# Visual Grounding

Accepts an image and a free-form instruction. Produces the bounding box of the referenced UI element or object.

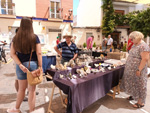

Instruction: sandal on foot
[133,103,144,108]
[7,108,21,113]
[126,96,134,100]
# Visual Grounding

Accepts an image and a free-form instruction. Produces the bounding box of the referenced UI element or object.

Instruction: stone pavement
[0,58,150,113]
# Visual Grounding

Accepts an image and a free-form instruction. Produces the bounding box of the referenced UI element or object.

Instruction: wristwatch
[137,69,140,72]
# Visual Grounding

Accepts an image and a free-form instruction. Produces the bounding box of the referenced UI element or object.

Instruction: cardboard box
[107,52,124,60]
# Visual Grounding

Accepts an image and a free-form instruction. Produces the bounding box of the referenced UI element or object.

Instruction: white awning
[114,0,150,4]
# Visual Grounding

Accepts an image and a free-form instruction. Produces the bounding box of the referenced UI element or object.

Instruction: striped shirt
[57,41,78,61]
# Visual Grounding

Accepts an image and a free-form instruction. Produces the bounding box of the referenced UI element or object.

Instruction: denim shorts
[16,61,38,80]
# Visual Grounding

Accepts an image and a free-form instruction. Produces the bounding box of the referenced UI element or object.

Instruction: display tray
[100,63,111,68]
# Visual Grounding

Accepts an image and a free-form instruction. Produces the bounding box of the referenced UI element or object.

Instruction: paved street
[0,55,150,113]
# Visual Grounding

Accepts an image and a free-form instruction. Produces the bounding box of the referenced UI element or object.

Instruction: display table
[78,51,92,56]
[42,55,56,73]
[92,51,107,58]
[47,64,125,113]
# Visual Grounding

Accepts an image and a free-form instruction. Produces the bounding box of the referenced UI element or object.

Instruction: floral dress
[120,41,150,104]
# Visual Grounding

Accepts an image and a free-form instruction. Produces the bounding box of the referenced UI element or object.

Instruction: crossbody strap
[67,42,76,54]
[68,46,73,53]
[28,50,33,69]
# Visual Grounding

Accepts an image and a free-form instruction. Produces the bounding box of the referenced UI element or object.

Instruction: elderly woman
[121,31,150,108]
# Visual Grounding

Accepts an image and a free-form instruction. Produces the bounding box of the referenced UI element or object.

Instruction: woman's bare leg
[28,84,36,112]
[15,80,27,109]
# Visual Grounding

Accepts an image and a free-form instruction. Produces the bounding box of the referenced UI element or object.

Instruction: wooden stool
[46,74,67,113]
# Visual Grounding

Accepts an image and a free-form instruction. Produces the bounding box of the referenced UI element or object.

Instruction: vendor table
[42,55,56,73]
[47,63,125,113]
[78,51,92,56]
[92,51,107,58]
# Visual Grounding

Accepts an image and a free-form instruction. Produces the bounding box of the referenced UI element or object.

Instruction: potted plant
[92,42,96,51]
[123,43,127,52]
[93,42,96,48]
[83,43,87,48]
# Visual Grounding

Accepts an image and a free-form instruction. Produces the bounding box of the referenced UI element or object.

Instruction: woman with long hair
[7,17,42,113]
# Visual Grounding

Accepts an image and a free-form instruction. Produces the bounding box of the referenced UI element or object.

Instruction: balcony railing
[49,7,63,19]
[0,2,15,15]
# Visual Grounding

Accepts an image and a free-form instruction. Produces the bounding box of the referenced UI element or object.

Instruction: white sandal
[7,108,21,113]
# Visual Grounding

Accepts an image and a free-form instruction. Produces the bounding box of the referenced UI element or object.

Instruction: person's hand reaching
[19,64,27,73]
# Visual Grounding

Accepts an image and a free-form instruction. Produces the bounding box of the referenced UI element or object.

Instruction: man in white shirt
[107,35,113,49]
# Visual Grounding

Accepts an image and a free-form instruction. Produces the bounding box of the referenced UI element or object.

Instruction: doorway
[86,33,93,41]
[111,32,121,45]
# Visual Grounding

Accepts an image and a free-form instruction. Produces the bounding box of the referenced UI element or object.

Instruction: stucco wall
[15,0,36,17]
[77,0,102,27]
[0,18,63,44]
[72,28,102,47]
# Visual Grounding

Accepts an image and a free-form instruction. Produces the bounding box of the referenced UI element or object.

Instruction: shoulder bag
[27,50,43,85]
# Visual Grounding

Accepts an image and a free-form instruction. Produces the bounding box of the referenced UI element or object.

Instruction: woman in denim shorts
[7,17,42,113]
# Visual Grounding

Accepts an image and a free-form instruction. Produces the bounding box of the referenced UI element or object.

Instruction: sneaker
[36,92,39,95]
[27,91,39,95]
[23,97,28,101]
[7,108,20,113]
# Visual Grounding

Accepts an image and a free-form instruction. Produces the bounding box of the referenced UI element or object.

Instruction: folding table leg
[116,84,120,94]
[107,86,117,99]
[47,82,67,113]
[112,87,116,99]
[47,83,55,113]
[59,89,67,108]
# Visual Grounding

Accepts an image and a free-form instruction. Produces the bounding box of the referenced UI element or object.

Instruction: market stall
[46,57,125,113]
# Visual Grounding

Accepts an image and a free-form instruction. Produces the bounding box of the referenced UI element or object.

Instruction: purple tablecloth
[47,65,125,113]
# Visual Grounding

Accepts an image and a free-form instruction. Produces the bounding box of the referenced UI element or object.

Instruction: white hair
[129,31,144,40]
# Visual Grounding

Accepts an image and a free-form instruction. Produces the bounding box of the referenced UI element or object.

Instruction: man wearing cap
[56,36,60,45]
[54,33,78,64]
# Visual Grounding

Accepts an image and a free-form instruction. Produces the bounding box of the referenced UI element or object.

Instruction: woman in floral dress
[121,31,150,108]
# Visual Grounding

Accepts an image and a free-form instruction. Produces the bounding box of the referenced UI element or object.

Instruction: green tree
[130,8,150,37]
[114,11,139,26]
[102,0,116,36]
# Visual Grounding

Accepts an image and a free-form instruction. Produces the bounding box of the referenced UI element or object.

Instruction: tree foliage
[114,11,139,26]
[102,0,116,36]
[114,9,150,38]
[102,0,150,38]
[130,8,150,37]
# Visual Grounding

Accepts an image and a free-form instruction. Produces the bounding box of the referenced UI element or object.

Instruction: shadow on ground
[0,108,8,113]
[4,73,15,77]
[38,82,53,89]
[83,95,135,113]
[25,96,66,113]
[0,93,16,104]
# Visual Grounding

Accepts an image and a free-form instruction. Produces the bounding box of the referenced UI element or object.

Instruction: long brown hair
[13,17,36,54]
